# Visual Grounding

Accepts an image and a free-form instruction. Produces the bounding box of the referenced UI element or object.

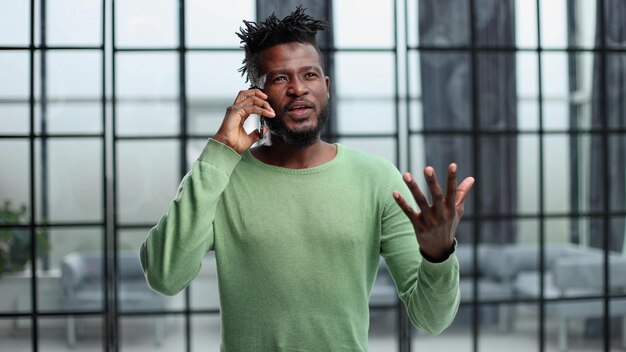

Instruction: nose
[286,77,308,97]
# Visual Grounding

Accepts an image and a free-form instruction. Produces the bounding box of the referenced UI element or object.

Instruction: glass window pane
[39,227,103,312]
[541,53,569,98]
[478,136,517,219]
[475,0,516,47]
[0,318,31,350]
[408,101,423,132]
[48,51,101,99]
[117,102,178,136]
[0,1,30,46]
[515,0,538,48]
[409,134,427,193]
[540,0,568,48]
[337,99,395,134]
[0,104,29,135]
[480,303,539,352]
[186,52,248,99]
[333,0,394,48]
[337,137,396,165]
[47,0,102,46]
[47,227,103,270]
[335,53,395,97]
[518,135,539,214]
[186,0,255,47]
[0,140,30,222]
[408,51,421,99]
[518,100,539,131]
[0,228,31,313]
[187,102,229,137]
[545,299,604,351]
[606,54,626,129]
[39,316,104,350]
[368,308,398,351]
[186,52,247,137]
[0,51,30,98]
[413,321,471,351]
[118,250,170,313]
[571,52,594,131]
[119,229,182,312]
[609,135,626,213]
[574,0,598,49]
[48,103,102,134]
[605,1,626,49]
[115,0,177,48]
[517,52,538,99]
[610,298,626,349]
[477,53,517,130]
[187,139,209,169]
[407,0,419,47]
[543,134,570,214]
[191,315,222,351]
[418,0,470,46]
[121,315,184,349]
[117,141,179,225]
[542,101,569,131]
[116,53,178,99]
[190,252,219,310]
[43,139,102,222]
[419,52,472,131]
[507,219,539,246]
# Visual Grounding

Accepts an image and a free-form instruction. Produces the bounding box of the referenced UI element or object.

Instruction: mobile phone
[251,78,267,139]
[250,90,266,138]
[259,116,266,139]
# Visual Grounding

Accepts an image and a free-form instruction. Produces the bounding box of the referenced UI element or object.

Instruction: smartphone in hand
[250,83,267,139]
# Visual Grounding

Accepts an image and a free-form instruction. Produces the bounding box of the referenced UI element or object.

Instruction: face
[258,42,331,147]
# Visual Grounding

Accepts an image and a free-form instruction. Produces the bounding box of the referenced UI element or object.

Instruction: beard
[266,102,329,148]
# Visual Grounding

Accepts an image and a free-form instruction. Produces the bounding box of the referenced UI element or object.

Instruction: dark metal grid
[0,1,621,351]
[599,0,611,350]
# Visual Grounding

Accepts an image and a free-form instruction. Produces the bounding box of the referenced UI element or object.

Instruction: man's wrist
[420,241,456,263]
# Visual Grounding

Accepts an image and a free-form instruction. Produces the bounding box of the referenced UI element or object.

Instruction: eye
[273,76,287,82]
[305,72,318,78]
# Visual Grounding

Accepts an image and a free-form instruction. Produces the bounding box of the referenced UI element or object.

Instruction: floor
[0,312,623,352]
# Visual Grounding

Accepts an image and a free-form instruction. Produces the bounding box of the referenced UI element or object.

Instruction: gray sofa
[456,242,626,350]
[61,251,168,347]
[514,249,626,351]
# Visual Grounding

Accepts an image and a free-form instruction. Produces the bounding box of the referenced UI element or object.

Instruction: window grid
[1,0,625,351]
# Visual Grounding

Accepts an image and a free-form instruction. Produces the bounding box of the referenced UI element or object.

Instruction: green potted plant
[0,200,50,277]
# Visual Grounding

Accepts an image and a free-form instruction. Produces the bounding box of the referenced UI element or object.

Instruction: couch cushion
[553,254,626,292]
[460,278,513,302]
[482,244,602,282]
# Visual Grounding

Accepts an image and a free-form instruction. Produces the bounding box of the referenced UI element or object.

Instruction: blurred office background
[0,0,625,351]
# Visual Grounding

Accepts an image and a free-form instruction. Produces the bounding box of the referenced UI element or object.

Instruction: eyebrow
[266,66,323,77]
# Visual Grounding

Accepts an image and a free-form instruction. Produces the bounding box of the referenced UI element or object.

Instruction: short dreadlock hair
[237,6,330,86]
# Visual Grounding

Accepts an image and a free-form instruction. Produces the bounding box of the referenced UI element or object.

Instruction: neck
[251,134,336,169]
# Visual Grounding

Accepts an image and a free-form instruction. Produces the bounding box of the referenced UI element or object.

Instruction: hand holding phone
[213,77,274,154]
[250,85,267,139]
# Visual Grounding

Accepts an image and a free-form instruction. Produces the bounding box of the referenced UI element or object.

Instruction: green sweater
[140,139,460,351]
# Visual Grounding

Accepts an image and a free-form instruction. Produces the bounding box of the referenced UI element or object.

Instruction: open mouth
[287,102,314,119]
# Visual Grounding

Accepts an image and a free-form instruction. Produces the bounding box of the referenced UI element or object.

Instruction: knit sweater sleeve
[140,139,241,296]
[380,169,461,335]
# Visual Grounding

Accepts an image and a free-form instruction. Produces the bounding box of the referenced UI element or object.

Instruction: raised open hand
[393,163,475,262]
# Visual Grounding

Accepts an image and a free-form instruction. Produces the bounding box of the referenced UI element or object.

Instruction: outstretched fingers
[424,167,445,218]
[455,176,476,206]
[446,163,458,213]
[402,172,433,224]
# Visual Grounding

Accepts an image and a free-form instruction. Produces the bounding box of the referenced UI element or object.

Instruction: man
[141,7,475,351]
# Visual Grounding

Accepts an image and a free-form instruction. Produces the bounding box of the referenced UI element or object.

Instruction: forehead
[258,42,323,73]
